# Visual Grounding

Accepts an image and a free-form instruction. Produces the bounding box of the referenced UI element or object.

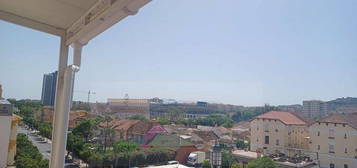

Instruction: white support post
[50,37,82,168]
[50,37,70,168]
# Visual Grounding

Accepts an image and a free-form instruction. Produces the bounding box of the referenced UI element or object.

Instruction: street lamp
[211,142,222,168]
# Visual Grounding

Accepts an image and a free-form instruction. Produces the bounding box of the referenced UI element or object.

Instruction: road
[17,126,82,168]
[18,126,52,160]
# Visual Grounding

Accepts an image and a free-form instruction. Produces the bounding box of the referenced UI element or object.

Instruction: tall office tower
[41,71,58,106]
[302,100,327,118]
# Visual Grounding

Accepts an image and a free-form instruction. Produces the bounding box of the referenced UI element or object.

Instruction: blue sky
[1,0,356,106]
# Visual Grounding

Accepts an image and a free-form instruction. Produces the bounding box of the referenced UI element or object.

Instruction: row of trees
[15,133,49,168]
[231,104,278,122]
[176,114,234,128]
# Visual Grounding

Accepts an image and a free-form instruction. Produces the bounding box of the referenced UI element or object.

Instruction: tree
[15,134,48,168]
[167,106,184,122]
[231,162,242,168]
[113,141,138,167]
[202,160,211,168]
[236,139,249,149]
[67,133,84,157]
[222,152,235,168]
[247,157,277,168]
[72,119,97,142]
[157,118,169,125]
[129,114,148,121]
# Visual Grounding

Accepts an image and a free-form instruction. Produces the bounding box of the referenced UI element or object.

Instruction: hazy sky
[1,0,356,106]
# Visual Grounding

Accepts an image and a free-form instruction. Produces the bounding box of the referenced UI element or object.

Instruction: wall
[0,116,11,168]
[250,118,309,157]
[309,122,357,168]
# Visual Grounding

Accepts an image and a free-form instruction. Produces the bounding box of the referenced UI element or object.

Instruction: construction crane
[74,90,96,104]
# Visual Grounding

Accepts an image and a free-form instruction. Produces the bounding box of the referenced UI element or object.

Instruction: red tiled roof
[193,131,219,141]
[256,111,307,125]
[318,113,357,130]
[98,119,140,131]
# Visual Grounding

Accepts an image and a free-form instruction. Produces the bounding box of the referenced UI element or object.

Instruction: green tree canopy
[247,157,277,168]
[129,114,148,121]
[72,119,98,141]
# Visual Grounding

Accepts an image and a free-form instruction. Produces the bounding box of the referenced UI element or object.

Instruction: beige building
[0,86,22,167]
[308,113,357,168]
[250,111,311,157]
[92,98,150,119]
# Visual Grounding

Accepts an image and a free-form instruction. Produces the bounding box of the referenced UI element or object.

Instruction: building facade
[92,99,150,119]
[250,111,311,157]
[41,71,57,106]
[0,88,21,167]
[303,100,327,118]
[309,113,357,168]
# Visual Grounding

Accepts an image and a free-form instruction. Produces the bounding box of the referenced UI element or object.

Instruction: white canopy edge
[0,0,151,45]
[0,10,65,36]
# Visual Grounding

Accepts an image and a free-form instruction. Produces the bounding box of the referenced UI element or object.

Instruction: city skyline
[1,0,357,106]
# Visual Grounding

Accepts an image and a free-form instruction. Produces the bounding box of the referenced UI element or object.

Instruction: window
[329,144,335,153]
[256,138,259,142]
[276,139,279,146]
[317,131,320,136]
[344,133,347,139]
[330,163,335,168]
[344,164,348,168]
[345,148,347,153]
[317,145,320,150]
[265,136,269,144]
[329,129,335,138]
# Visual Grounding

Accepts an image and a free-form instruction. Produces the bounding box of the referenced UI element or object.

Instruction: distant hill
[326,97,357,114]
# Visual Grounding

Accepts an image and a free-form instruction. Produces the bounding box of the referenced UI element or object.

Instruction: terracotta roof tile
[256,111,308,125]
[318,113,357,130]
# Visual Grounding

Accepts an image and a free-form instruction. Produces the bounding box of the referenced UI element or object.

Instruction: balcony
[0,1,151,168]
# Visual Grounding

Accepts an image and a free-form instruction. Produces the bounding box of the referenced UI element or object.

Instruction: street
[17,126,82,168]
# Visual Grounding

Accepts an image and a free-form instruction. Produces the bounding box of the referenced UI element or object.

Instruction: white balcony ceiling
[0,0,150,44]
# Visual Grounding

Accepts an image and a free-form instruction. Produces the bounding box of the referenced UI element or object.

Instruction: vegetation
[232,104,278,122]
[128,114,148,121]
[222,151,235,168]
[177,114,234,128]
[236,139,249,149]
[202,160,211,168]
[247,157,277,168]
[67,119,175,167]
[15,133,48,168]
[72,119,98,142]
[167,106,185,121]
[230,162,242,168]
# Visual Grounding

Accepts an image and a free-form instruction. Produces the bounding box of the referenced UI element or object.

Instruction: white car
[167,161,179,165]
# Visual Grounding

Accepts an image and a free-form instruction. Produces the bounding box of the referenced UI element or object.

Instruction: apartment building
[250,111,311,157]
[303,100,327,118]
[308,113,357,168]
[0,86,22,167]
[41,71,57,106]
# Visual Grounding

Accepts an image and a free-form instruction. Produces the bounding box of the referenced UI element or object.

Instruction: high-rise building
[41,71,57,106]
[302,100,327,118]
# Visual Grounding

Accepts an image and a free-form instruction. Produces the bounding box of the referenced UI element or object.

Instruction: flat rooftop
[232,150,259,159]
